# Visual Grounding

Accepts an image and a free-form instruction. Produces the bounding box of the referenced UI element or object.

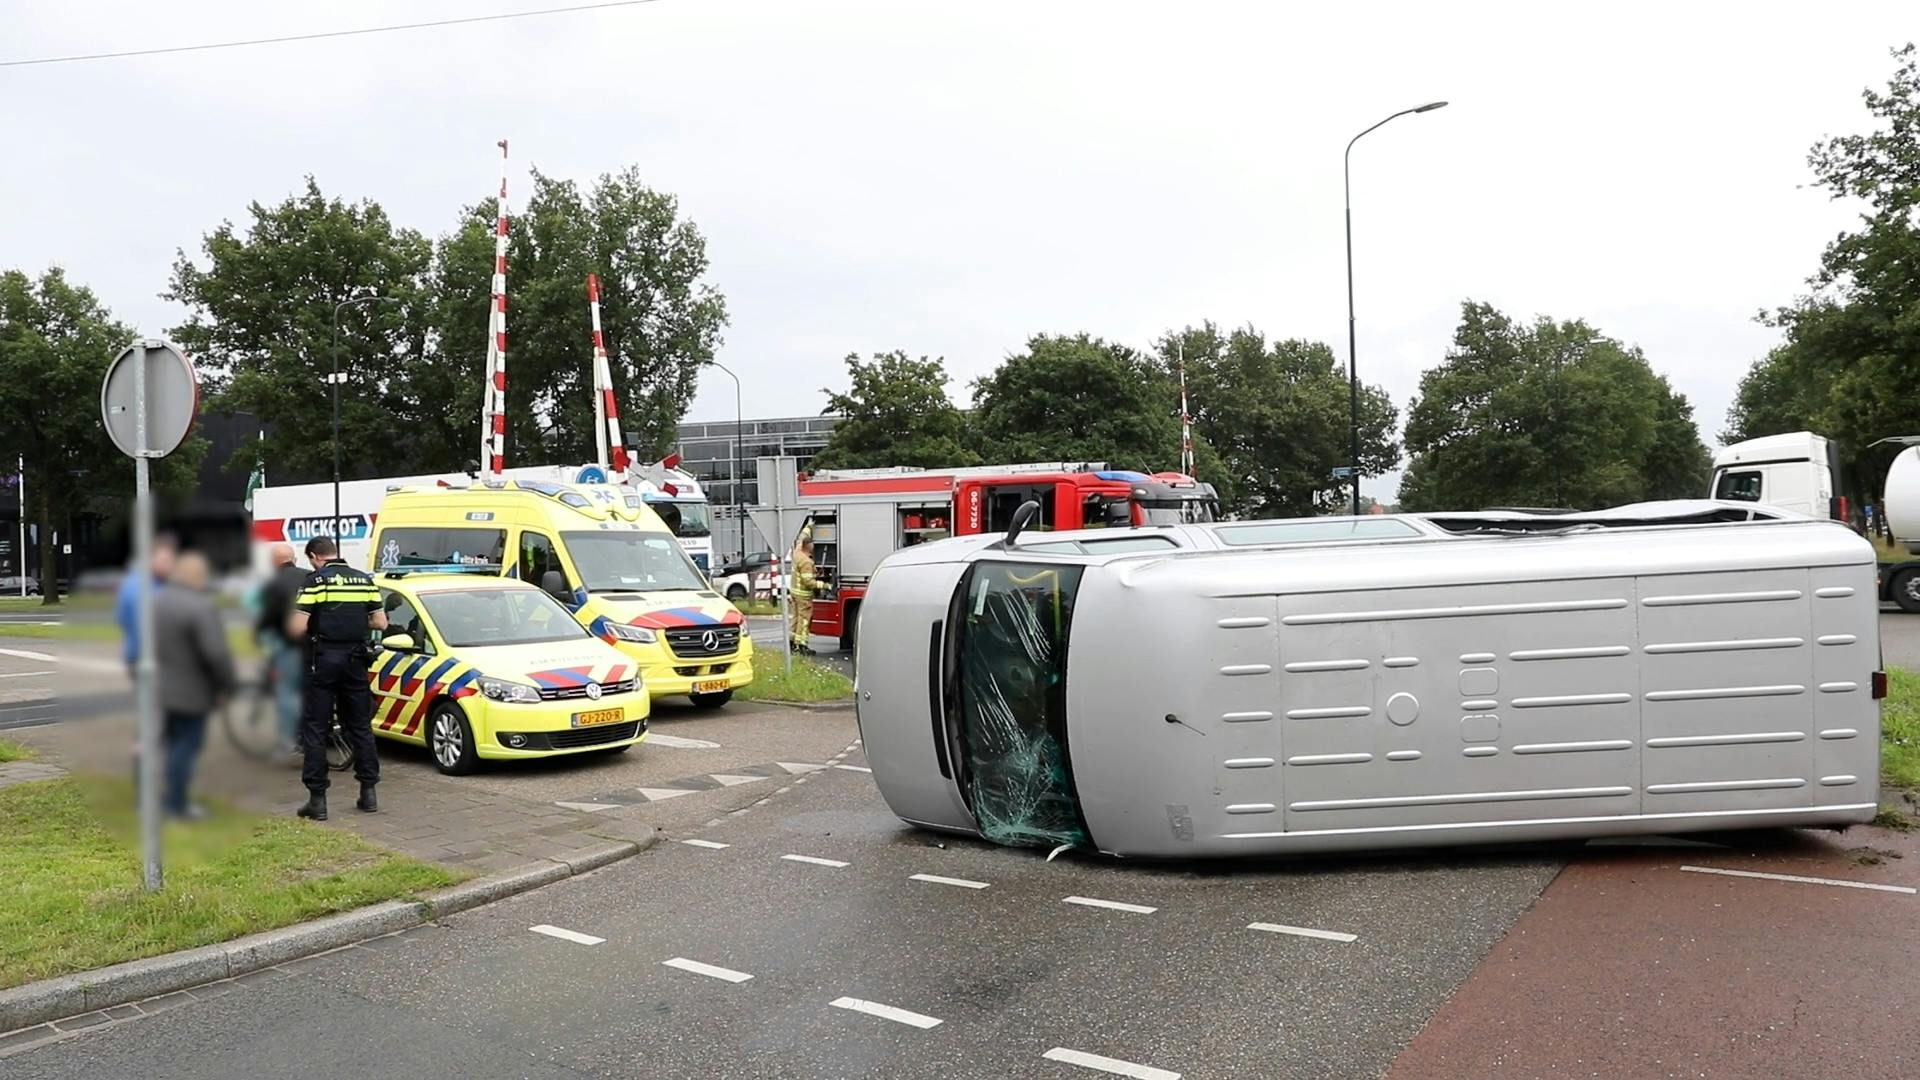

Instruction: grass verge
[734,648,853,703]
[0,738,32,763]
[1884,667,1920,796]
[731,598,781,617]
[0,621,259,660]
[0,776,463,989]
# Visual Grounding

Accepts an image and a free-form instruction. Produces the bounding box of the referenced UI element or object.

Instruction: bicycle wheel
[225,665,287,762]
[325,719,354,773]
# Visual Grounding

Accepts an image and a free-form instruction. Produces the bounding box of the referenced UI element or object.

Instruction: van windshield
[563,531,709,593]
[649,500,711,537]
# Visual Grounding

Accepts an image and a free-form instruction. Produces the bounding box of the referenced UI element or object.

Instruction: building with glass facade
[676,413,840,562]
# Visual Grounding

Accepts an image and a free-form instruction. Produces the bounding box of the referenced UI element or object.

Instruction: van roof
[380,478,661,526]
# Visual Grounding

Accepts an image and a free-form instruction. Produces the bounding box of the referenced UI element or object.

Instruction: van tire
[429,701,479,775]
[841,603,859,654]
[1893,568,1920,613]
[690,689,733,710]
[725,583,747,601]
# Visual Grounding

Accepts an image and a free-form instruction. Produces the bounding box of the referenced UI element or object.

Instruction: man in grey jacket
[154,552,237,820]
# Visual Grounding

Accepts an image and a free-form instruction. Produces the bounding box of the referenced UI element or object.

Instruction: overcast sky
[4,1,1904,498]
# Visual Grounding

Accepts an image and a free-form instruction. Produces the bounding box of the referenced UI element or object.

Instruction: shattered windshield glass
[953,561,1089,849]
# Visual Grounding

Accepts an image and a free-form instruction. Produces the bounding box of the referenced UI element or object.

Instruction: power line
[0,0,666,69]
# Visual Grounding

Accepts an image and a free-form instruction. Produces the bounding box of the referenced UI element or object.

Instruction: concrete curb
[0,830,656,1036]
[749,697,857,712]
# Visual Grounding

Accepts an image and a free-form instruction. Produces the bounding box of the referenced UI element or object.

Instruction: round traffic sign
[100,341,199,458]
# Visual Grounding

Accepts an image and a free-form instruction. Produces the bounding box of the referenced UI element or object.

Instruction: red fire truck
[795,462,1218,649]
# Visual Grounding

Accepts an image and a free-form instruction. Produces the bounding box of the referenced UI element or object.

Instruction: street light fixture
[331,294,401,527]
[1344,99,1448,515]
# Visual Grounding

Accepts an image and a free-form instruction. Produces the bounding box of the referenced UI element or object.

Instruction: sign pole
[15,455,24,598]
[131,344,163,891]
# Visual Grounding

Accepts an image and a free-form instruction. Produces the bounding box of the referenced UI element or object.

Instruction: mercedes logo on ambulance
[701,629,719,652]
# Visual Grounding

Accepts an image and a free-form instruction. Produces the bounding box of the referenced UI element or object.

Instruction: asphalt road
[3,743,1564,1080]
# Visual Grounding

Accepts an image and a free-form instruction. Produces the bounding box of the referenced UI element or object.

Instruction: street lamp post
[330,295,401,527]
[1344,100,1448,516]
[703,360,745,558]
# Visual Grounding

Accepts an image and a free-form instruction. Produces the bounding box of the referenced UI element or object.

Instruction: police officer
[286,536,387,821]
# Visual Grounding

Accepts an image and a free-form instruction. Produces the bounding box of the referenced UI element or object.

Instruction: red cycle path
[1390,821,1920,1080]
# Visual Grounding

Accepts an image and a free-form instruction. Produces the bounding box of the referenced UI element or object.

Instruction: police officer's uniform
[296,561,383,797]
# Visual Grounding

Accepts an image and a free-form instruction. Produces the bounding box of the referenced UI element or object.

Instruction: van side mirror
[540,570,570,601]
[1003,500,1042,547]
[381,633,416,652]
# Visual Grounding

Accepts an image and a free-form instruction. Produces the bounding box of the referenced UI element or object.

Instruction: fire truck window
[985,487,1055,533]
[953,560,1088,850]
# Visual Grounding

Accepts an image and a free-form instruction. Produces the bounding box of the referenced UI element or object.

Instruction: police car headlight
[604,623,657,645]
[478,677,542,704]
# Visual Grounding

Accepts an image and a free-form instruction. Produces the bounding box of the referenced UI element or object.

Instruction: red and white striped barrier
[587,273,629,473]
[480,139,511,475]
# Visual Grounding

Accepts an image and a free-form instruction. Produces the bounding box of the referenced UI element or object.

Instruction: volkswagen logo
[700,629,719,652]
[584,682,603,700]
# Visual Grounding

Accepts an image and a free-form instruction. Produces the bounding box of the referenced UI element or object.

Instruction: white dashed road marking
[1247,922,1358,943]
[1680,864,1918,895]
[637,787,700,802]
[0,670,53,679]
[645,733,722,749]
[680,838,730,850]
[529,925,604,945]
[833,764,873,773]
[828,996,944,1029]
[1063,896,1157,915]
[711,773,766,787]
[910,873,990,890]
[662,957,754,983]
[777,761,829,773]
[782,854,850,868]
[555,801,620,813]
[1043,1047,1181,1079]
[0,648,56,663]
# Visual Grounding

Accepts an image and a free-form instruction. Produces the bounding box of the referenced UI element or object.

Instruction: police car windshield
[564,532,708,592]
[417,588,588,648]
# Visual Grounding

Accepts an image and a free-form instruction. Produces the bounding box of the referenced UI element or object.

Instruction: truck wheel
[725,583,747,601]
[1894,568,1920,613]
[841,604,859,653]
[690,689,733,710]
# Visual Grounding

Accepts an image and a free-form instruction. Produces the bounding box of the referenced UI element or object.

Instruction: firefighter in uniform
[286,536,388,821]
[789,525,817,656]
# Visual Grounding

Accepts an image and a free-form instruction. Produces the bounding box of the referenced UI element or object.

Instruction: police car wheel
[690,689,733,710]
[430,702,478,775]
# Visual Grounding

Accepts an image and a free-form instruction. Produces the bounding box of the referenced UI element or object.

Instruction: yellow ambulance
[367,478,753,707]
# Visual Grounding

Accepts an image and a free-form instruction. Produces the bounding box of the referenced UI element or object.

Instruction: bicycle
[225,649,353,773]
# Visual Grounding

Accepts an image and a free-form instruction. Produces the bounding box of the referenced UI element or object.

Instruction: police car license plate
[693,679,729,694]
[573,708,623,728]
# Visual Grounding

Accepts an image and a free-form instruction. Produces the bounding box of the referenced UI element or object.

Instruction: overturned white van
[853,505,1884,858]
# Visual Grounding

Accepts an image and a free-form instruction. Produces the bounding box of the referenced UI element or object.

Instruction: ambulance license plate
[693,679,729,694]
[573,708,623,728]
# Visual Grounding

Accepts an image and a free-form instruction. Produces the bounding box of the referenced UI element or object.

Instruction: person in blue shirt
[115,533,178,672]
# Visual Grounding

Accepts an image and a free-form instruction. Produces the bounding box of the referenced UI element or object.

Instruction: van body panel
[863,515,1881,858]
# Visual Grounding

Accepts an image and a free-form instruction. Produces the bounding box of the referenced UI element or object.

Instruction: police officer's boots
[296,791,328,822]
[356,783,378,814]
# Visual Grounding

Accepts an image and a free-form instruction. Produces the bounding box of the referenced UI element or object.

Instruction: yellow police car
[369,573,650,774]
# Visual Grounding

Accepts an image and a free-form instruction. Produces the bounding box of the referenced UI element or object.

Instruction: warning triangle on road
[711,773,767,787]
[555,801,620,813]
[776,762,829,774]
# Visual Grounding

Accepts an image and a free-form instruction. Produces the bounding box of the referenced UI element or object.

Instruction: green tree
[1724,44,1920,500]
[0,269,199,605]
[1399,301,1710,511]
[970,334,1181,470]
[167,180,443,482]
[1157,322,1397,517]
[434,167,728,463]
[809,351,978,470]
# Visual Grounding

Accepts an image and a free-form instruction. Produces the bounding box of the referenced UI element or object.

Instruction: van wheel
[690,689,733,710]
[1894,568,1920,613]
[841,604,859,653]
[725,583,747,601]
[429,702,479,775]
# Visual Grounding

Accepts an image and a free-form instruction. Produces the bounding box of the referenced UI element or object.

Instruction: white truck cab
[1709,431,1843,520]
